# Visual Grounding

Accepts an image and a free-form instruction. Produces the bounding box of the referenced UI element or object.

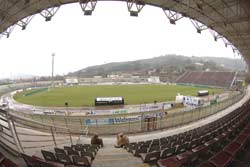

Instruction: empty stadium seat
[54,148,66,155]
[80,151,95,161]
[176,71,236,88]
[1,158,20,167]
[196,162,215,167]
[208,151,232,167]
[133,146,148,157]
[0,152,5,164]
[160,147,176,159]
[63,146,74,153]
[122,99,250,166]
[21,153,40,167]
[32,154,68,167]
[140,151,160,163]
[41,150,57,162]
[72,155,92,167]
[55,153,72,165]
[223,141,242,157]
[67,149,79,157]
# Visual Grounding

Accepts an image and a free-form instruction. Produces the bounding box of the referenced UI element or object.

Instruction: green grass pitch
[13,84,224,107]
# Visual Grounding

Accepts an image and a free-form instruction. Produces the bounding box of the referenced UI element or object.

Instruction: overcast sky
[0,2,240,78]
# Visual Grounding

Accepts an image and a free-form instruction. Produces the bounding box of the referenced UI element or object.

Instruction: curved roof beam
[79,0,97,16]
[0,0,249,66]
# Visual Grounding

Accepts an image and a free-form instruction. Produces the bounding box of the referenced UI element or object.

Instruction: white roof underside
[0,0,250,66]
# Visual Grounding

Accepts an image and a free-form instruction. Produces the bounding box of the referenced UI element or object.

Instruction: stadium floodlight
[65,102,69,116]
[2,25,15,38]
[209,29,223,42]
[84,10,93,16]
[45,16,52,22]
[21,25,26,30]
[169,19,176,25]
[190,19,208,34]
[40,6,60,22]
[196,29,201,34]
[16,15,34,30]
[51,53,55,89]
[79,0,97,16]
[130,11,138,17]
[127,0,144,17]
[163,9,183,25]
[65,102,68,106]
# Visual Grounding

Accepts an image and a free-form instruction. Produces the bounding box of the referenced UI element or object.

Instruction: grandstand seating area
[123,99,250,167]
[0,152,19,167]
[21,144,100,167]
[176,71,236,88]
[1,88,250,167]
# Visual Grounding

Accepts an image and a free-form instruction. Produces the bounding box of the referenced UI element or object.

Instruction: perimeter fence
[0,84,246,156]
[11,91,244,136]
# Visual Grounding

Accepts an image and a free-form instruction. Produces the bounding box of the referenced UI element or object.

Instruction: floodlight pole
[51,53,55,89]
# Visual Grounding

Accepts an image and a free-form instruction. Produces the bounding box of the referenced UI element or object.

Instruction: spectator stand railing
[0,109,74,156]
[10,90,245,136]
[0,89,246,157]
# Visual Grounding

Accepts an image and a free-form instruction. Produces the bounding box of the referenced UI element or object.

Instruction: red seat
[157,153,189,167]
[239,129,250,137]
[176,151,192,160]
[223,141,241,156]
[234,135,248,145]
[205,139,217,147]
[209,151,232,167]
[140,151,160,163]
[1,158,20,167]
[21,153,40,167]
[32,156,63,167]
[192,145,207,153]
[0,152,5,164]
[196,162,215,167]
[157,156,181,167]
[242,127,250,132]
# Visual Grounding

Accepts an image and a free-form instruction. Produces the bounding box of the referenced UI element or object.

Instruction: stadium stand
[21,143,100,167]
[176,71,236,88]
[123,99,250,166]
[0,152,20,167]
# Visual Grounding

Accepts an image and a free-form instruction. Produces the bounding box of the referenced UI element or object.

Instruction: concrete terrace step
[92,147,144,167]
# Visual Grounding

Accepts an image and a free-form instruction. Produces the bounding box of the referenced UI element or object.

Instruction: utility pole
[51,53,55,89]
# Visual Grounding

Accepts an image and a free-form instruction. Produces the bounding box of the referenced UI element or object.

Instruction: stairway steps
[93,147,143,167]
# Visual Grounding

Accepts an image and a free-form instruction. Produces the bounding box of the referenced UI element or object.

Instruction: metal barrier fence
[0,90,245,156]
[0,109,74,156]
[11,91,245,136]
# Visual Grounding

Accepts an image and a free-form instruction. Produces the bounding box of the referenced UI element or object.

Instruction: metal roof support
[190,19,208,34]
[127,0,145,17]
[79,0,97,16]
[16,15,34,30]
[40,6,60,21]
[222,38,232,48]
[163,8,183,25]
[222,38,240,57]
[231,46,241,57]
[1,24,15,38]
[209,29,223,42]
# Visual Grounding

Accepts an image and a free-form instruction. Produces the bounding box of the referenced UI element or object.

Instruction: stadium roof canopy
[1,0,250,65]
